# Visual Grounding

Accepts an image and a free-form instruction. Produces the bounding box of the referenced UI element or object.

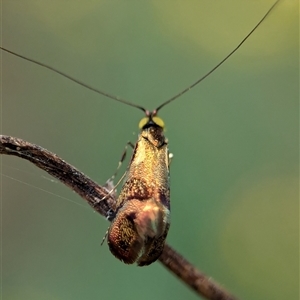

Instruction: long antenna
[155,0,281,113]
[0,47,146,114]
[1,0,280,115]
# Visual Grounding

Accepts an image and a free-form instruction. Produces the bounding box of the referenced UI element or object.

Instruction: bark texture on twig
[1,135,238,300]
[160,244,238,300]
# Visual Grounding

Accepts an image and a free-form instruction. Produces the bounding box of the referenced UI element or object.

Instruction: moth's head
[138,110,165,130]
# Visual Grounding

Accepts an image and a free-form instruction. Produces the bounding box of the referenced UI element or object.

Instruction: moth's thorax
[108,125,170,266]
[141,126,166,148]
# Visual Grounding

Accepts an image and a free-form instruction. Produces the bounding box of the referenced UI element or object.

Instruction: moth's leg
[103,141,134,199]
[109,141,135,182]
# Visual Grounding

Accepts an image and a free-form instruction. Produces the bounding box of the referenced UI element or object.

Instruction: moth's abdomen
[107,198,170,266]
[107,204,142,264]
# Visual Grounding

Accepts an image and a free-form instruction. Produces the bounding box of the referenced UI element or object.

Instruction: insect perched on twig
[1,0,282,268]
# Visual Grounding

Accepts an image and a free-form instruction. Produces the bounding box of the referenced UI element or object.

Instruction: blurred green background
[2,1,298,300]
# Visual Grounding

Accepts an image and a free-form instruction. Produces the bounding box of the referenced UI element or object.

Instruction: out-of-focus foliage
[2,1,298,300]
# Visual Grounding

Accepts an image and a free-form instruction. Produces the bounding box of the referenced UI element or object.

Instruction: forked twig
[1,135,238,300]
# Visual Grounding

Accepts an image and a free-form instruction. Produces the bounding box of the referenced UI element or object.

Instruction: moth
[1,0,281,267]
[107,112,170,266]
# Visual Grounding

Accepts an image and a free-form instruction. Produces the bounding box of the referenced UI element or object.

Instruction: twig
[0,135,238,300]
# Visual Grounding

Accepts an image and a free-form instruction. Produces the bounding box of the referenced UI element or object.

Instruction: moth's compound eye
[139,117,149,129]
[152,116,164,128]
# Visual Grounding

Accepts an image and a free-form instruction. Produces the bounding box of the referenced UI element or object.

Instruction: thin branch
[0,135,238,300]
